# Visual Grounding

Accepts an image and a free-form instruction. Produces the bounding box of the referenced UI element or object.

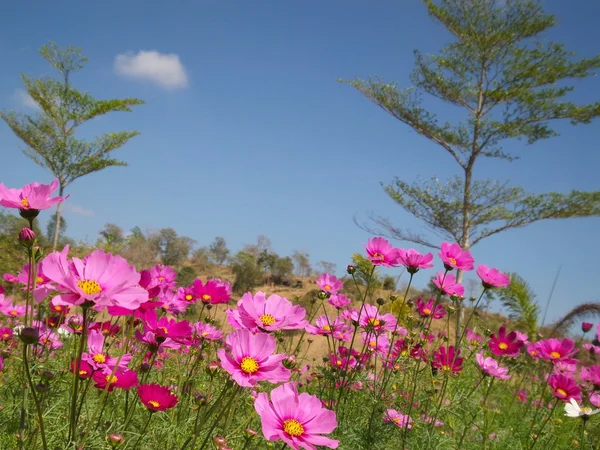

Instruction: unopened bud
[346,265,356,275]
[245,428,258,438]
[107,433,125,447]
[376,298,385,306]
[19,227,36,244]
[213,436,227,446]
[19,327,39,345]
[582,322,593,333]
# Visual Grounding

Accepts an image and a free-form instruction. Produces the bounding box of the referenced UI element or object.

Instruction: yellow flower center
[21,197,29,208]
[93,354,106,364]
[77,279,102,295]
[401,350,408,357]
[158,277,165,281]
[448,257,457,266]
[79,370,88,376]
[9,311,18,316]
[582,407,592,415]
[55,306,62,311]
[442,364,451,372]
[531,350,538,357]
[368,318,381,327]
[158,327,168,335]
[148,400,160,408]
[324,285,331,291]
[372,252,384,261]
[36,276,43,283]
[2,333,9,339]
[283,419,304,437]
[336,360,342,366]
[321,325,331,332]
[498,342,508,350]
[202,294,211,302]
[240,357,259,374]
[185,294,193,301]
[422,308,432,315]
[369,341,377,348]
[556,388,567,397]
[392,417,402,425]
[105,375,118,384]
[550,351,561,359]
[202,331,209,337]
[471,339,479,345]
[260,314,276,326]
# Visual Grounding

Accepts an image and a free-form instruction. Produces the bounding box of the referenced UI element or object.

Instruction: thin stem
[23,345,48,450]
[132,412,153,450]
[68,306,89,444]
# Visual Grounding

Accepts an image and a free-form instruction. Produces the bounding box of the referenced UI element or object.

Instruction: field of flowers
[0,178,599,450]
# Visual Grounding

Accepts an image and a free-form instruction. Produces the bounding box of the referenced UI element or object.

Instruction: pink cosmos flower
[0,327,13,341]
[82,330,132,372]
[518,390,528,403]
[138,383,178,412]
[0,302,27,318]
[193,278,231,305]
[40,247,149,309]
[364,237,400,267]
[0,178,68,212]
[590,393,600,408]
[488,326,524,358]
[537,338,579,365]
[316,273,343,295]
[227,292,307,333]
[193,321,223,341]
[217,329,290,387]
[438,242,474,271]
[583,343,600,355]
[433,272,464,297]
[580,366,600,387]
[476,265,510,288]
[254,382,338,450]
[582,322,594,333]
[328,294,351,309]
[141,310,192,344]
[353,304,397,333]
[93,369,138,392]
[527,342,541,359]
[466,329,483,346]
[553,362,577,375]
[431,346,462,374]
[148,265,177,292]
[416,298,446,319]
[362,331,390,355]
[420,415,444,427]
[306,316,350,341]
[176,286,198,304]
[396,249,434,274]
[476,352,510,379]
[384,409,413,429]
[514,331,529,345]
[548,374,582,402]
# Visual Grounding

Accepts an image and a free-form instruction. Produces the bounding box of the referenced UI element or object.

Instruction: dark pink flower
[396,249,433,274]
[476,264,510,288]
[141,309,192,344]
[364,237,400,267]
[432,272,464,297]
[415,298,446,319]
[488,326,524,358]
[537,338,579,365]
[347,304,397,334]
[431,346,463,374]
[193,278,231,305]
[582,322,594,333]
[93,369,138,392]
[548,374,581,402]
[254,382,338,450]
[316,273,343,295]
[138,383,178,412]
[438,242,474,271]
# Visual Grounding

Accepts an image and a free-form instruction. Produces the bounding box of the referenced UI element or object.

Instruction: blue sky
[0,1,598,326]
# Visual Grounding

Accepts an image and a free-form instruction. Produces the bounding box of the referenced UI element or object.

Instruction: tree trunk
[52,185,65,251]
[455,165,472,344]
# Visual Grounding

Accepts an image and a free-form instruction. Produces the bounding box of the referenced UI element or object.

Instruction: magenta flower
[306,316,349,340]
[396,249,434,274]
[438,242,474,271]
[466,328,483,346]
[228,292,307,332]
[141,309,192,344]
[40,247,148,310]
[476,352,510,379]
[0,178,68,213]
[488,326,524,358]
[328,294,351,309]
[476,265,510,288]
[193,278,231,305]
[254,382,338,450]
[82,329,131,372]
[383,409,413,429]
[580,366,600,387]
[316,273,343,295]
[537,338,579,365]
[0,302,27,318]
[582,322,594,333]
[93,369,138,392]
[148,264,177,292]
[362,331,390,354]
[527,342,541,359]
[431,346,463,374]
[137,383,178,412]
[416,298,446,319]
[432,272,464,297]
[548,374,582,402]
[193,321,223,341]
[217,329,290,387]
[364,237,400,267]
[347,304,397,334]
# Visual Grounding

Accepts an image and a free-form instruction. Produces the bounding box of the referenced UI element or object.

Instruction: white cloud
[64,203,95,217]
[114,50,189,90]
[14,89,40,110]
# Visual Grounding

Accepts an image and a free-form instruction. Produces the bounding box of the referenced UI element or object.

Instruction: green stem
[68,306,89,444]
[22,345,48,450]
[132,412,153,450]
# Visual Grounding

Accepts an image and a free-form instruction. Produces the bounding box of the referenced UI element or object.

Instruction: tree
[292,251,312,277]
[0,42,144,250]
[316,260,337,275]
[272,256,294,285]
[341,0,600,339]
[120,227,159,270]
[231,251,263,294]
[96,222,126,252]
[496,273,540,338]
[46,213,67,243]
[209,237,230,264]
[151,228,195,267]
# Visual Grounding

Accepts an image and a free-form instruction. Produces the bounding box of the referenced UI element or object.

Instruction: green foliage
[292,250,312,277]
[176,266,197,287]
[496,272,540,337]
[382,275,397,291]
[341,0,600,249]
[209,236,230,264]
[151,228,195,267]
[0,42,144,249]
[231,251,263,294]
[271,256,294,285]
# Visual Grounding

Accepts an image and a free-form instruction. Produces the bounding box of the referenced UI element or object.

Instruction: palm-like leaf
[497,273,540,337]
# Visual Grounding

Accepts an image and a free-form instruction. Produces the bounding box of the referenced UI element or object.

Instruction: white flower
[564,399,600,418]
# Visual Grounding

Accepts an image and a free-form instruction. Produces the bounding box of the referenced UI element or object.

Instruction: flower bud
[194,392,207,405]
[107,433,125,447]
[346,265,356,275]
[469,296,477,302]
[213,436,227,446]
[19,208,39,220]
[19,227,36,244]
[245,428,258,439]
[582,322,593,333]
[36,383,50,393]
[19,327,39,345]
[376,298,385,306]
